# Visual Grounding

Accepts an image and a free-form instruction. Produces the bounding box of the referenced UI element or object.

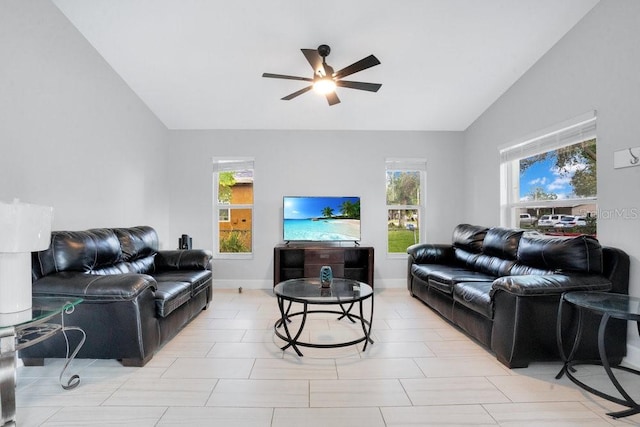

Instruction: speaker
[178,234,192,250]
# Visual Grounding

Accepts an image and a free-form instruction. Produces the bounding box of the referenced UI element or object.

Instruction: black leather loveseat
[407,224,630,368]
[21,226,212,367]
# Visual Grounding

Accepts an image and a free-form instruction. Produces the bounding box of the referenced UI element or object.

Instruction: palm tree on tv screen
[339,200,360,219]
[321,207,334,218]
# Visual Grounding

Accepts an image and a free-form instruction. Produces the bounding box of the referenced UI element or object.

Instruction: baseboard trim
[213,279,271,290]
[212,278,408,290]
[624,339,640,370]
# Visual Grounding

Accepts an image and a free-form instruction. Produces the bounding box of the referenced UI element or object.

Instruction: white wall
[9,0,637,361]
[0,0,467,290]
[167,130,465,289]
[464,0,640,365]
[0,0,171,242]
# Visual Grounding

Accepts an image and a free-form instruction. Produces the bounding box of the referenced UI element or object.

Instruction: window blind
[385,158,427,171]
[499,111,596,163]
[212,159,254,172]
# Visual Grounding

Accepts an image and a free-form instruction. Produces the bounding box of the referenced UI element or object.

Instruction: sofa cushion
[517,234,603,274]
[427,267,495,294]
[412,264,455,282]
[155,250,212,271]
[91,255,157,275]
[473,254,515,277]
[92,263,137,275]
[127,255,156,274]
[32,271,156,301]
[453,248,482,269]
[491,273,612,296]
[154,281,192,318]
[509,263,555,276]
[483,227,523,260]
[452,224,489,253]
[34,229,122,276]
[453,282,494,319]
[154,270,211,297]
[114,226,159,262]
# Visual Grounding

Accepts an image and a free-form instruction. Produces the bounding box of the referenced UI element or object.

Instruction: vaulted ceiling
[53,0,600,131]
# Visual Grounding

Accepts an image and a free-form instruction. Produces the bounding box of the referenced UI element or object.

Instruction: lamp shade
[0,199,53,316]
[0,199,53,252]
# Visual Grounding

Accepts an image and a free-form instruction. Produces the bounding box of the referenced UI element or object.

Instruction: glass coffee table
[556,291,640,419]
[273,278,374,356]
[1,297,85,426]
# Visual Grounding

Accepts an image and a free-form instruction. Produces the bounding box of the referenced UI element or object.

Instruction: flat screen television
[283,196,361,242]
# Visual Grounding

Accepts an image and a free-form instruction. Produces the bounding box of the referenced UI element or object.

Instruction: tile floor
[15,288,640,426]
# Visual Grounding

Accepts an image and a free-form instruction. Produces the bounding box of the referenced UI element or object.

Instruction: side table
[556,291,639,419]
[1,298,85,427]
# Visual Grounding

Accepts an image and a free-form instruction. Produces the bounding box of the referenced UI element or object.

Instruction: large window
[500,112,597,236]
[386,158,426,255]
[213,159,254,257]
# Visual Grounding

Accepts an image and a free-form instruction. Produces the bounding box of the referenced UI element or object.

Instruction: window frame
[499,112,597,228]
[218,207,230,223]
[213,158,255,259]
[385,158,427,258]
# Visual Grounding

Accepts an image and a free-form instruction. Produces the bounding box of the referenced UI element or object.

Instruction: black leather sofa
[21,226,212,367]
[407,224,630,368]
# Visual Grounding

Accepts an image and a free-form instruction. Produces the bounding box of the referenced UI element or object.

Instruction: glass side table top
[0,297,83,329]
[274,278,373,303]
[0,296,85,426]
[563,292,640,321]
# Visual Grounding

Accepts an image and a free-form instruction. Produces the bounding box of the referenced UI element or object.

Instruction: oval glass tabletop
[274,278,372,303]
[563,291,640,321]
[0,297,83,329]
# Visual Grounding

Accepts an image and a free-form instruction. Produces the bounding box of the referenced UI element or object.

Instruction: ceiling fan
[262,44,381,106]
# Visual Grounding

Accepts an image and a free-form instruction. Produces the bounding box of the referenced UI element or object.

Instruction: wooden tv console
[273,245,374,287]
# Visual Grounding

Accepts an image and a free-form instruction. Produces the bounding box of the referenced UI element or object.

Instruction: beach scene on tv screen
[284,196,361,241]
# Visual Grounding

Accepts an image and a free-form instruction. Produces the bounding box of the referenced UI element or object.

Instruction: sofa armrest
[491,273,612,297]
[407,243,455,265]
[155,249,212,271]
[32,271,156,301]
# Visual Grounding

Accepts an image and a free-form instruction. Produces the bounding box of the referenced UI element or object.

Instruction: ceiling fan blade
[262,73,313,82]
[326,91,340,106]
[281,85,313,100]
[301,48,323,74]
[333,55,381,79]
[336,80,382,92]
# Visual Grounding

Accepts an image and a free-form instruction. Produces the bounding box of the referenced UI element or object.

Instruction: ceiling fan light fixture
[313,78,336,95]
[262,44,381,105]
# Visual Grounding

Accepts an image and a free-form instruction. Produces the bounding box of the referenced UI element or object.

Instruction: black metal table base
[275,297,374,357]
[557,298,640,419]
[1,304,85,427]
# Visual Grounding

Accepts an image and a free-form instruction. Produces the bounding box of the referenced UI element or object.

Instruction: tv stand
[274,245,374,287]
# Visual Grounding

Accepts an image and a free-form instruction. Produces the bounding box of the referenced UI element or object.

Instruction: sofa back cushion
[113,226,159,262]
[516,234,603,274]
[509,263,556,276]
[452,224,489,253]
[34,228,122,277]
[482,227,523,260]
[454,248,482,269]
[473,254,514,277]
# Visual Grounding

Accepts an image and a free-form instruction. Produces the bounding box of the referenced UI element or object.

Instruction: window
[218,208,230,222]
[386,158,426,255]
[213,159,254,256]
[500,112,597,235]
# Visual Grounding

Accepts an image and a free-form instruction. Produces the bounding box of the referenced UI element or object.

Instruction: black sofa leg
[21,358,45,366]
[120,354,153,367]
[496,355,530,369]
